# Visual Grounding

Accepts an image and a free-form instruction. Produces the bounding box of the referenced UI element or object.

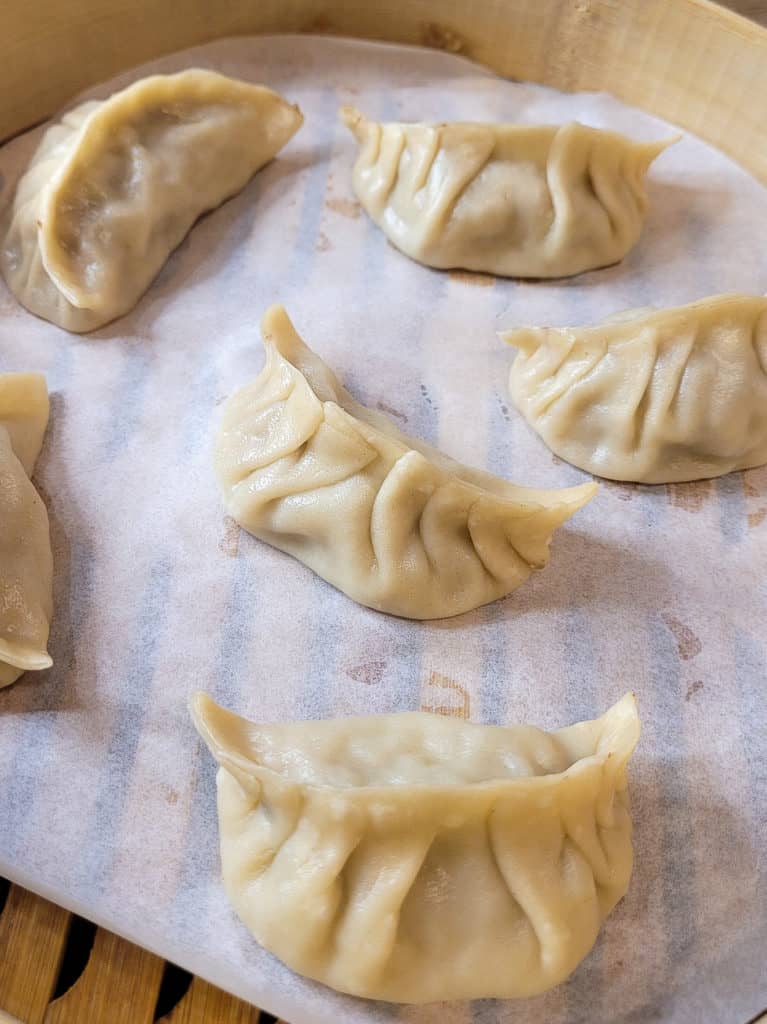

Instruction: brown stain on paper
[161,784,179,806]
[685,681,704,702]
[375,400,408,423]
[742,467,767,528]
[661,613,702,661]
[742,469,764,498]
[346,659,387,685]
[421,671,471,719]
[666,480,713,513]
[602,480,638,503]
[218,516,240,558]
[326,197,361,219]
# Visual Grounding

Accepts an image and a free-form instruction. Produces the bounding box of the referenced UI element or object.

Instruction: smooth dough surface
[191,692,640,1003]
[504,294,767,484]
[1,69,303,332]
[0,373,53,688]
[215,305,597,619]
[341,106,674,278]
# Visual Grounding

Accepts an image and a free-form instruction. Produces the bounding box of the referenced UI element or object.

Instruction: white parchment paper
[0,35,765,1024]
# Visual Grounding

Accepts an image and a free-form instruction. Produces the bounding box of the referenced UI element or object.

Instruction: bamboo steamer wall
[3,0,767,184]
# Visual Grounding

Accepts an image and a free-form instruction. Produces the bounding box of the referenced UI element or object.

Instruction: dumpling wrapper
[0,69,303,333]
[341,106,676,279]
[191,691,640,1003]
[215,306,597,619]
[0,373,53,688]
[504,294,767,484]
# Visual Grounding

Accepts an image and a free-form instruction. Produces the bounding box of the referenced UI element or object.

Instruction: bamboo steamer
[2,0,767,186]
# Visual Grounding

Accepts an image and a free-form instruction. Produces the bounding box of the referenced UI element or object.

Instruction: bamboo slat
[157,976,262,1024]
[0,881,268,1023]
[0,887,70,1024]
[42,928,165,1024]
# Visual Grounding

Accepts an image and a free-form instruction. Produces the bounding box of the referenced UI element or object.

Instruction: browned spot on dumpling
[748,508,767,528]
[315,230,332,252]
[666,480,713,513]
[375,400,408,423]
[326,197,361,219]
[685,680,704,702]
[219,515,240,557]
[346,659,387,685]
[301,13,335,33]
[661,613,702,661]
[162,784,179,805]
[420,21,466,54]
[421,671,470,719]
[448,269,496,288]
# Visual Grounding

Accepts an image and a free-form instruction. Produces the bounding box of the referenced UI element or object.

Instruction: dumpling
[0,373,53,688]
[191,691,640,1003]
[504,294,767,484]
[341,106,675,278]
[214,305,597,619]
[1,70,303,333]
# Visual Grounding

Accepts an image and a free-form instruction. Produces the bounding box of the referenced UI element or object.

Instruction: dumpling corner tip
[259,302,293,340]
[497,327,542,357]
[339,104,366,139]
[189,689,214,727]
[639,132,682,166]
[568,479,600,510]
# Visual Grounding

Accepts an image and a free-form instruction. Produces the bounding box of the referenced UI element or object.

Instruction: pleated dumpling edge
[0,372,53,688]
[341,105,677,279]
[502,293,767,483]
[214,305,597,619]
[190,692,640,1002]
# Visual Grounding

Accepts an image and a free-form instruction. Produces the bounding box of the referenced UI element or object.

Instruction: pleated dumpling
[1,70,303,332]
[504,294,767,484]
[341,106,675,278]
[214,306,596,619]
[0,373,53,688]
[191,691,640,1003]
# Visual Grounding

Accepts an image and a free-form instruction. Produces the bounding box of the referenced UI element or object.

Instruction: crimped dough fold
[191,692,640,1002]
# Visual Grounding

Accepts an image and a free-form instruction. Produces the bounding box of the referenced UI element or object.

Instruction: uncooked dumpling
[341,106,675,278]
[0,373,53,687]
[191,691,640,1003]
[504,294,767,484]
[214,305,596,619]
[1,70,303,332]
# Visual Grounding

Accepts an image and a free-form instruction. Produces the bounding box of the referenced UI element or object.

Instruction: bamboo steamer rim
[1,0,766,185]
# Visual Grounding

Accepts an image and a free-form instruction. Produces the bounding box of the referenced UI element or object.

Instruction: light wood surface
[0,2,766,184]
[43,928,164,1024]
[0,885,70,1024]
[0,882,269,1023]
[159,977,262,1024]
